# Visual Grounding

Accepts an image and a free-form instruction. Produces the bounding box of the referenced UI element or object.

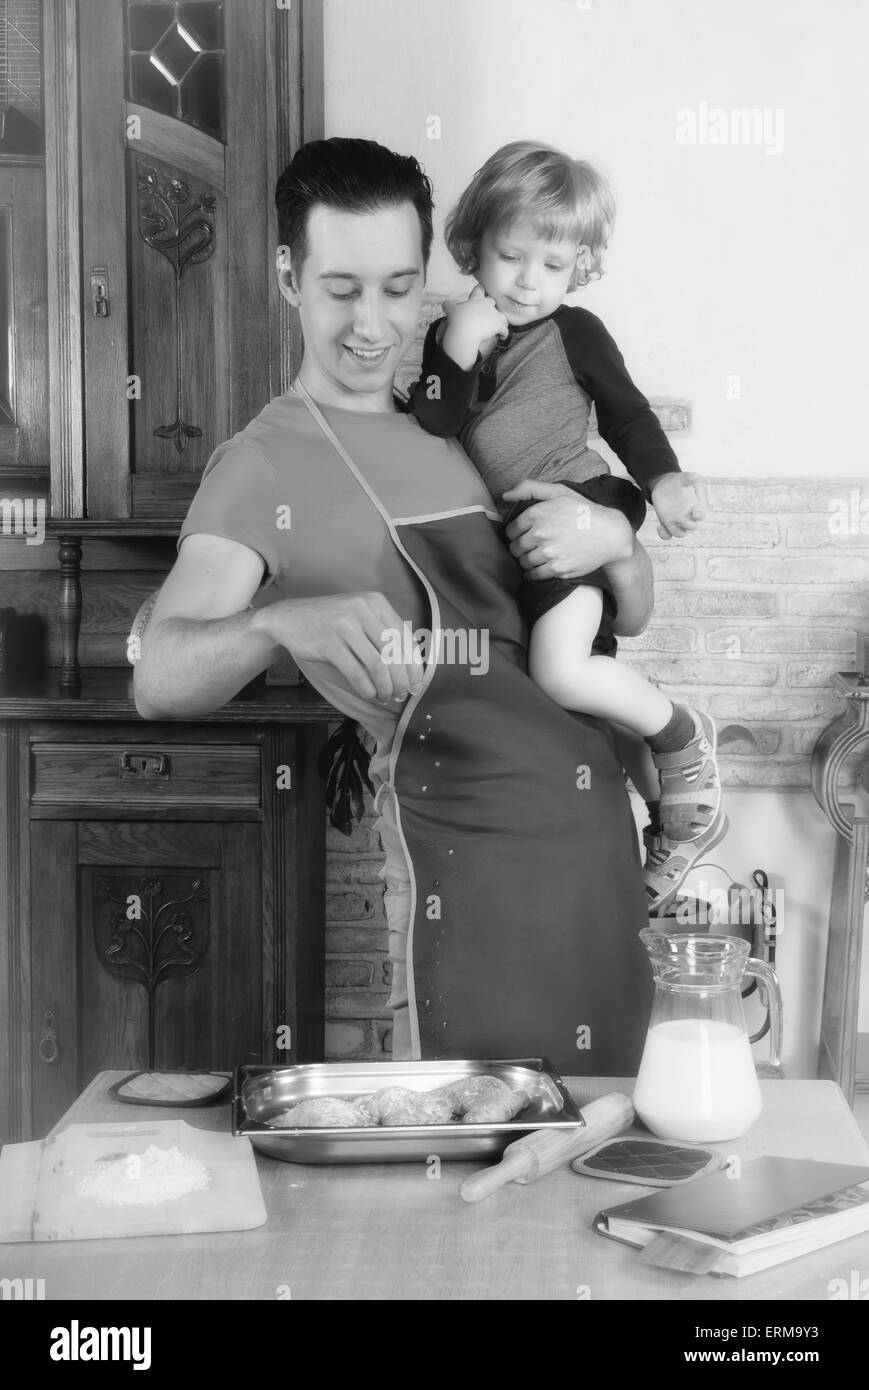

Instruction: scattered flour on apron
[75,1145,210,1205]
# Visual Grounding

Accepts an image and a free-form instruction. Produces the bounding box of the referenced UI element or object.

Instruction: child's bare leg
[528,587,672,733]
[528,586,721,842]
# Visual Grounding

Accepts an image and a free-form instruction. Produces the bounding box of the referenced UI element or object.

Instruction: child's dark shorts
[501,475,647,657]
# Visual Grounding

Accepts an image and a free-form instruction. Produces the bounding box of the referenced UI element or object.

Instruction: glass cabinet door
[0,0,49,482]
[78,0,288,519]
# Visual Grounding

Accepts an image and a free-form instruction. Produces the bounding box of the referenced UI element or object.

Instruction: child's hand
[441,285,509,369]
[650,472,706,539]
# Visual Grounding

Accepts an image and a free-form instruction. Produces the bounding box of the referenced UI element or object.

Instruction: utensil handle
[520,1092,635,1180]
[459,1149,535,1204]
[459,1093,635,1203]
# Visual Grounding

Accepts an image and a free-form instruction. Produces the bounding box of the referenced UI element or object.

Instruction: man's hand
[254,591,426,706]
[502,479,635,580]
[650,472,706,539]
[441,284,509,370]
[135,534,427,720]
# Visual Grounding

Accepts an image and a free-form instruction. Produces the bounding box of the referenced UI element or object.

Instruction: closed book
[593,1157,869,1277]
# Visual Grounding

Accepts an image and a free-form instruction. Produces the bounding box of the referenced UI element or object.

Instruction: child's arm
[560,308,706,537]
[408,317,482,438]
[560,307,681,497]
[410,289,509,438]
[644,471,707,538]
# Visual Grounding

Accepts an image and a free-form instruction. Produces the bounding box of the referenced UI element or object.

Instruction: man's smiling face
[282,202,426,411]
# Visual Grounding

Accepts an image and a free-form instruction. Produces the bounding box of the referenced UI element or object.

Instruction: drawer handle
[119,751,171,779]
[38,1011,60,1065]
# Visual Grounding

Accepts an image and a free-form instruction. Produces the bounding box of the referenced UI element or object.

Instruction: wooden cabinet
[78,0,274,518]
[45,0,323,520]
[0,9,334,1143]
[0,679,333,1142]
[30,817,262,1139]
[26,2,323,683]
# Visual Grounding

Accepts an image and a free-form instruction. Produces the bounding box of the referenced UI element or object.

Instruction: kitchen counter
[3,1071,869,1301]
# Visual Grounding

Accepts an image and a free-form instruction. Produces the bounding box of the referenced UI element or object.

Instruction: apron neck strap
[292,378,353,465]
[291,378,398,523]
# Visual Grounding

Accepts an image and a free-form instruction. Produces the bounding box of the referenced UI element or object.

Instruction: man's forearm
[605,534,653,637]
[134,608,279,719]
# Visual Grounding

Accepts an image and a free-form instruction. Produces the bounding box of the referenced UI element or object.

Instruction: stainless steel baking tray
[232,1058,583,1163]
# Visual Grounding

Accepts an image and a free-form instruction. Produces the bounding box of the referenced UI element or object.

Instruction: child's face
[476,223,580,325]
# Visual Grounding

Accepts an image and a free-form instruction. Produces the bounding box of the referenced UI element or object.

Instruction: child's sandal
[652,708,721,843]
[643,811,729,916]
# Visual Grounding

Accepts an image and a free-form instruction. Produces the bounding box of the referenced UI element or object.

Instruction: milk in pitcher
[633,1017,762,1142]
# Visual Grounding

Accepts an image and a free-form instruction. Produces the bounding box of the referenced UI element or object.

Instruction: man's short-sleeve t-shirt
[177,389,499,776]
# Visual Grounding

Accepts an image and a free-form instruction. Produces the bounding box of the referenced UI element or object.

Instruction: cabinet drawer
[31,743,261,807]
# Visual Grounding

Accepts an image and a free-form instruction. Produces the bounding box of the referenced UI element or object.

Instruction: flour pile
[75,1144,210,1206]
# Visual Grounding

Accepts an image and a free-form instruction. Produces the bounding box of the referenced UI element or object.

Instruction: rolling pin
[459,1092,634,1204]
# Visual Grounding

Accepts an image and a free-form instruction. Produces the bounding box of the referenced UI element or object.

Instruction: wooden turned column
[57,535,82,693]
[811,671,869,1103]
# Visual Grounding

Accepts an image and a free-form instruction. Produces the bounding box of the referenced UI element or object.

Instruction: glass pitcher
[633,929,783,1142]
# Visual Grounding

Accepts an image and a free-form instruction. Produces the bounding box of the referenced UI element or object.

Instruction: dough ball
[269,1097,370,1128]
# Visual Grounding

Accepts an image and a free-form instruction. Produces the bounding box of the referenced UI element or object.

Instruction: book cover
[595,1157,869,1242]
[593,1157,869,1277]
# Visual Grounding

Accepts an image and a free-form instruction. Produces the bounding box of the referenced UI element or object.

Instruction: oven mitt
[571,1136,727,1186]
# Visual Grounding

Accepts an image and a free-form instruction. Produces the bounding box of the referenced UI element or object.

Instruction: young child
[410,140,725,911]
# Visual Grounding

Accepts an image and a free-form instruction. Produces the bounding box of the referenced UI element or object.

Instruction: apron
[295,380,653,1077]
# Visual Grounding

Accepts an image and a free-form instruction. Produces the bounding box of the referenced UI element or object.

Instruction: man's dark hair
[275,137,434,272]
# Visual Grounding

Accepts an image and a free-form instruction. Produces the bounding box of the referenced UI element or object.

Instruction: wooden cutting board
[0,1119,267,1242]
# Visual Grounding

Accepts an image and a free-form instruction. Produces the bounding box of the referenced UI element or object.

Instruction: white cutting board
[0,1119,267,1242]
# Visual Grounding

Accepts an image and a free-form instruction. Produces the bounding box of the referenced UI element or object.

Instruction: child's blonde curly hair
[445,140,615,289]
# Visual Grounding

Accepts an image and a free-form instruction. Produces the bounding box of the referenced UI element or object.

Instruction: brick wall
[325,801,393,1060]
[621,480,868,788]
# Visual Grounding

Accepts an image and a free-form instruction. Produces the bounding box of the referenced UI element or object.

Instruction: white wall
[325,0,869,479]
[323,0,869,1079]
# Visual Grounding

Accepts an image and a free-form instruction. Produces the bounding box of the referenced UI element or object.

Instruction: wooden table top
[0,669,335,721]
[3,1072,869,1301]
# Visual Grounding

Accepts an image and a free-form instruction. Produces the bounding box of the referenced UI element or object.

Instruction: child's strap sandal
[652,709,721,843]
[643,812,729,916]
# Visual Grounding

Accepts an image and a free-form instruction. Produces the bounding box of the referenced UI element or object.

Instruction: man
[134,138,655,1073]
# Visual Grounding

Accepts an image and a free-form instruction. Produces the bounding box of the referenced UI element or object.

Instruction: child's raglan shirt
[411,303,681,513]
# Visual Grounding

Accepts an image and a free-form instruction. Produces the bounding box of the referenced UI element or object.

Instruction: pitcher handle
[747,957,783,1070]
